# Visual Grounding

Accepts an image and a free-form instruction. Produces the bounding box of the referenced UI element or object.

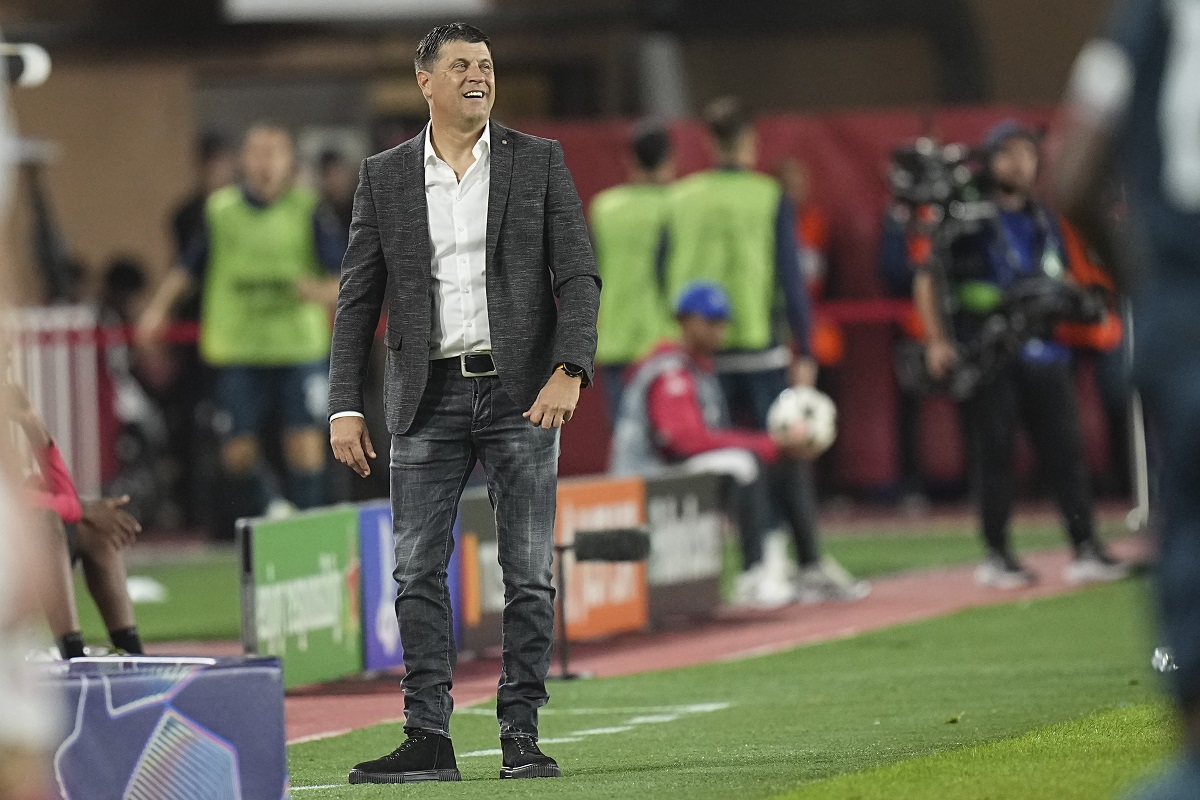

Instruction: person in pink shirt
[611,282,868,607]
[7,381,143,659]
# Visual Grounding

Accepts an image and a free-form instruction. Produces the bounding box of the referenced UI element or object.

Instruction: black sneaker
[348,731,461,784]
[500,735,561,779]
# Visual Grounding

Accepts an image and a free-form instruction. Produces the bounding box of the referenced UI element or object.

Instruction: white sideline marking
[458,735,587,758]
[290,702,734,774]
[457,702,728,716]
[291,784,342,792]
[457,702,730,758]
[460,748,503,758]
[573,726,635,736]
[288,716,405,745]
[627,715,679,724]
[288,728,353,746]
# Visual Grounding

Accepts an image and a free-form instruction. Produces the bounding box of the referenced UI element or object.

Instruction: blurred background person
[96,256,173,527]
[316,148,356,237]
[878,205,936,511]
[664,96,823,596]
[0,467,59,800]
[591,120,676,425]
[0,42,60,797]
[612,281,867,606]
[7,376,144,658]
[916,120,1126,588]
[137,123,345,536]
[158,133,235,533]
[1057,0,1200,794]
[776,156,844,374]
[776,156,831,297]
[171,132,237,279]
[667,97,816,418]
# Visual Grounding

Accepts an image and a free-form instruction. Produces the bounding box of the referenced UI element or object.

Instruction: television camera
[888,137,1107,400]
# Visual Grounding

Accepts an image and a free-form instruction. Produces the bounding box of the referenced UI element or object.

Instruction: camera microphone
[0,43,51,88]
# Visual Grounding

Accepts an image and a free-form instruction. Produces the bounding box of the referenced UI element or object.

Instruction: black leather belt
[430,352,497,377]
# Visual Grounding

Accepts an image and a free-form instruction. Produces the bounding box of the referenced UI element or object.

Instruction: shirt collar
[424,121,491,167]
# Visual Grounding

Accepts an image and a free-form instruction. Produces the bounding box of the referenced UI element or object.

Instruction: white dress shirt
[331,122,493,423]
[426,122,493,359]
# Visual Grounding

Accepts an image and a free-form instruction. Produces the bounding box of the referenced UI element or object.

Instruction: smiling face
[417,39,495,131]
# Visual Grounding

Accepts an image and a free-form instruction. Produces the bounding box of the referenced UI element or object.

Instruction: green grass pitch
[78,520,1125,644]
[288,580,1171,799]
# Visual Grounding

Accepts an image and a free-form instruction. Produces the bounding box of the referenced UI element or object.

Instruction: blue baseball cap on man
[675,281,731,321]
[982,119,1039,154]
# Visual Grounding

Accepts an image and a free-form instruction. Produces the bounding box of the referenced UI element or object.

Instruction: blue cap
[675,281,731,320]
[982,119,1038,154]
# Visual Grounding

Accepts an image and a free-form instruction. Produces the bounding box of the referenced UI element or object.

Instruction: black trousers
[733,458,822,570]
[963,359,1095,557]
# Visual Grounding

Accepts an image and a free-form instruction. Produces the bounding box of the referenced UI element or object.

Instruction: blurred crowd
[3,94,1138,600]
[596,97,1130,604]
[7,103,1133,541]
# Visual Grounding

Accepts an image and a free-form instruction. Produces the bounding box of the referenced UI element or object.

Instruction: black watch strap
[558,362,585,379]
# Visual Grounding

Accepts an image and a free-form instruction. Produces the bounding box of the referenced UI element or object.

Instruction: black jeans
[733,458,822,569]
[719,367,822,569]
[963,359,1095,557]
[389,367,559,738]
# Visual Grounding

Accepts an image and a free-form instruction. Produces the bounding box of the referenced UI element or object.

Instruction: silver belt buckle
[460,351,498,378]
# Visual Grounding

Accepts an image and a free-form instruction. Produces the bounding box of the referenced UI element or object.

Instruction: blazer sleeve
[328,160,389,417]
[544,140,602,386]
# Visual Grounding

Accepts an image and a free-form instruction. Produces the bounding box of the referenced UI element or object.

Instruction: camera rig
[888,137,1105,400]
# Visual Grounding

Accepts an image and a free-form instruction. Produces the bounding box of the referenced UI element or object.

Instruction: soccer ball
[766,386,838,457]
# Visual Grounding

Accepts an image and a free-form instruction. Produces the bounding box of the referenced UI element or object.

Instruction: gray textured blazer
[328,122,601,435]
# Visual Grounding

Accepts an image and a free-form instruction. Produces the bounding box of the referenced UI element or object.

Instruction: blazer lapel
[399,133,431,276]
[486,122,513,271]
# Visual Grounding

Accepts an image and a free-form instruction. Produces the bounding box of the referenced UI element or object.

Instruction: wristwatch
[557,362,585,379]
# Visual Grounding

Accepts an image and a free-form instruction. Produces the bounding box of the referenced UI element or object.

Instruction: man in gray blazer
[328,22,600,785]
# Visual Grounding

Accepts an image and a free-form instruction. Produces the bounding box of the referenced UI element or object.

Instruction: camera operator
[913,120,1126,588]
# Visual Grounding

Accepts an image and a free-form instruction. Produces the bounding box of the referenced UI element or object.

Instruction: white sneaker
[265,498,297,519]
[735,564,797,609]
[762,530,798,583]
[24,646,62,663]
[974,553,1035,589]
[794,558,871,604]
[1064,541,1129,585]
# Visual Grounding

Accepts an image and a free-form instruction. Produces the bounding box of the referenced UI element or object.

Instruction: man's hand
[135,305,170,349]
[772,422,819,461]
[925,337,958,381]
[135,266,192,349]
[296,275,341,307]
[789,356,818,388]
[523,370,581,429]
[80,496,141,551]
[331,415,376,477]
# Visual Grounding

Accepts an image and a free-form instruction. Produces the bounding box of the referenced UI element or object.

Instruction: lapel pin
[502,139,507,145]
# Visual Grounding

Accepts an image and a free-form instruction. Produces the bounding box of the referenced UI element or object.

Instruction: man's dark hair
[415,22,492,73]
[631,122,672,172]
[318,149,345,173]
[198,132,230,166]
[703,96,752,151]
[104,257,147,296]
